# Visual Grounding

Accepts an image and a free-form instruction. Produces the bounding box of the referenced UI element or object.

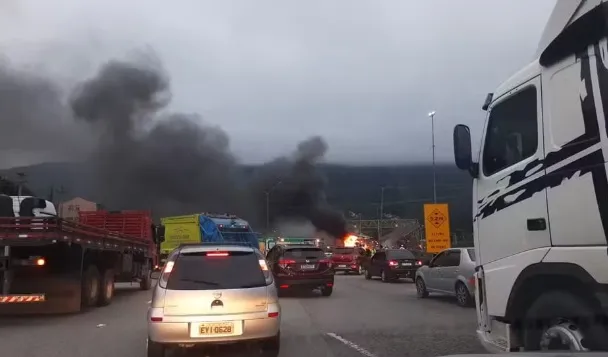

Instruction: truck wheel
[523,290,608,351]
[455,282,473,307]
[140,260,152,290]
[140,273,152,290]
[81,265,101,308]
[147,338,165,357]
[416,277,429,298]
[97,269,115,306]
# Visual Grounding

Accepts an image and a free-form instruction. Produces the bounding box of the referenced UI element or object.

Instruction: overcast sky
[0,0,556,167]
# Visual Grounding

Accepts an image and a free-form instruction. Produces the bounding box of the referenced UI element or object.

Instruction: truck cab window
[482,85,538,176]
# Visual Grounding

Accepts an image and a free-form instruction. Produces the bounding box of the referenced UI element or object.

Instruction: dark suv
[266,245,334,296]
[364,249,422,282]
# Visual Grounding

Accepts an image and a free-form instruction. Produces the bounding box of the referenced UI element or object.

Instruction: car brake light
[278,258,295,268]
[150,317,163,322]
[319,258,332,267]
[268,312,279,318]
[207,252,229,257]
[388,260,398,267]
[279,284,289,289]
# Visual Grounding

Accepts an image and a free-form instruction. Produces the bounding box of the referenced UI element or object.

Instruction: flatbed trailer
[0,208,163,315]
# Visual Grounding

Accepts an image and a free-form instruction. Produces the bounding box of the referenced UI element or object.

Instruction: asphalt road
[0,275,485,357]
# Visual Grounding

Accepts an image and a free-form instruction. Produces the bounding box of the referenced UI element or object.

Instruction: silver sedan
[414,248,476,307]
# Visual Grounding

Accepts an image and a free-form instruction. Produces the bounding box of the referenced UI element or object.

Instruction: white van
[453,0,608,352]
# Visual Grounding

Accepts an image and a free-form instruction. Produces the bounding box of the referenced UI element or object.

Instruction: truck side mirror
[155,225,166,244]
[453,124,478,178]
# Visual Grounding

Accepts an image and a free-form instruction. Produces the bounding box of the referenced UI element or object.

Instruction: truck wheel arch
[504,262,600,323]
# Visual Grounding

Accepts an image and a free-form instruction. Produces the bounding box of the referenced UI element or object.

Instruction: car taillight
[278,259,295,269]
[36,258,46,266]
[149,307,164,322]
[259,259,269,271]
[207,252,229,257]
[468,276,476,286]
[319,258,332,267]
[163,261,174,273]
[416,260,422,265]
[388,260,398,267]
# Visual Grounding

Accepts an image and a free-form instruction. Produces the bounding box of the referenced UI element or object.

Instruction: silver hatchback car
[147,244,281,357]
[414,248,476,307]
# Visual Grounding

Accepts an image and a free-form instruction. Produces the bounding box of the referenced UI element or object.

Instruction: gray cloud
[0,0,556,167]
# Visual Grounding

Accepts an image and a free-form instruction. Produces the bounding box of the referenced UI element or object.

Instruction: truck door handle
[527,218,547,231]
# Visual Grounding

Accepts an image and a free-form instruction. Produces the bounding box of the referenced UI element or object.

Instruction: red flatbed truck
[0,196,165,315]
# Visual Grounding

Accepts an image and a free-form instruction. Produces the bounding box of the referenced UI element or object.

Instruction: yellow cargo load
[160,214,201,254]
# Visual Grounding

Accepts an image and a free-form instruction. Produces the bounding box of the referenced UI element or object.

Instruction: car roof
[178,244,255,254]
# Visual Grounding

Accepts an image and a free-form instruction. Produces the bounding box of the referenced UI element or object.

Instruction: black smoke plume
[3,53,347,238]
[69,58,249,219]
[248,136,348,239]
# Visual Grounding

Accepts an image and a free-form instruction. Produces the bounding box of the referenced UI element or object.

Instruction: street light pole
[378,187,385,239]
[265,191,270,230]
[265,180,283,231]
[428,111,437,203]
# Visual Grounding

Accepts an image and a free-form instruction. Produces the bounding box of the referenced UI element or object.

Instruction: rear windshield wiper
[238,283,266,288]
[178,278,220,286]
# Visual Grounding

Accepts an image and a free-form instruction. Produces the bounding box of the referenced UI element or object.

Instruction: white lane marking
[326,332,378,357]
[96,324,106,328]
[147,300,151,304]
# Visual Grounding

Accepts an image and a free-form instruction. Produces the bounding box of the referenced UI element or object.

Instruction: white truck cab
[453,0,608,352]
[0,195,57,217]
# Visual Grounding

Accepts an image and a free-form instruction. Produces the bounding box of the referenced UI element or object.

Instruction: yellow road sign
[424,203,451,253]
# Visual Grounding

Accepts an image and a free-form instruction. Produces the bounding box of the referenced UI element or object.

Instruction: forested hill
[1,162,473,232]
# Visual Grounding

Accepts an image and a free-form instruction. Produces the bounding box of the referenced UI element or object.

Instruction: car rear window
[333,248,355,254]
[467,249,476,261]
[165,251,266,290]
[284,248,325,258]
[387,250,415,259]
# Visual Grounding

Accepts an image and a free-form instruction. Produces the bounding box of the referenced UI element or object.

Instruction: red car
[331,247,365,275]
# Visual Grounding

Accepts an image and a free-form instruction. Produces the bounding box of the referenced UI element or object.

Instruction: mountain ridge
[0,161,473,233]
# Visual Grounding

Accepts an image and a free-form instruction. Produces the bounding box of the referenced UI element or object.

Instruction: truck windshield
[219,227,258,246]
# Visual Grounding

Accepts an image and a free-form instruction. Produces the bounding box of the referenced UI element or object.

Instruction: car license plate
[403,262,412,266]
[301,264,315,270]
[338,264,347,268]
[198,322,235,336]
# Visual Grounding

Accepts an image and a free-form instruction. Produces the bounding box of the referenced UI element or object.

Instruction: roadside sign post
[423,203,451,253]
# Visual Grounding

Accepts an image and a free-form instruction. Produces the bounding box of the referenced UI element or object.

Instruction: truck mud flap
[0,277,81,315]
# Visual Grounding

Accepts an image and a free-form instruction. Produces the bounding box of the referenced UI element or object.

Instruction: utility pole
[378,187,385,239]
[265,180,283,232]
[428,111,437,203]
[16,172,26,197]
[265,191,270,230]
